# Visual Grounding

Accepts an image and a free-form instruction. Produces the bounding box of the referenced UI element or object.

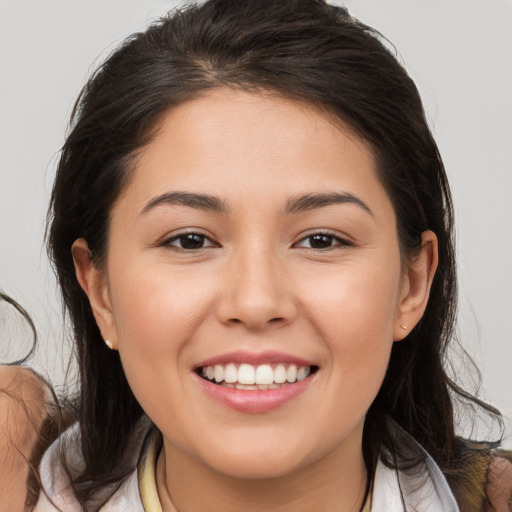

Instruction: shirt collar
[136,422,459,512]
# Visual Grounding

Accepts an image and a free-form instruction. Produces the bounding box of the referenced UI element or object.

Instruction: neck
[156,435,368,512]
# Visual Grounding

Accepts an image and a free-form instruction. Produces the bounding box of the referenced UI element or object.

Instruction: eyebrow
[140,190,372,217]
[285,192,373,216]
[140,191,228,215]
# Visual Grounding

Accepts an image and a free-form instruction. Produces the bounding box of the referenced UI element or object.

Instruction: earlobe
[72,238,117,347]
[394,230,438,341]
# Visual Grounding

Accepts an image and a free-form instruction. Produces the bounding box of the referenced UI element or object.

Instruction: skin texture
[73,88,438,511]
[0,366,47,512]
[487,457,512,512]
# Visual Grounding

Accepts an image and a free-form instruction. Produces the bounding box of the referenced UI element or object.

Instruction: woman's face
[77,88,433,480]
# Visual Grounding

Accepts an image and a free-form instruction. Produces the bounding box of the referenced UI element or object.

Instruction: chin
[211,454,308,481]
[197,435,319,481]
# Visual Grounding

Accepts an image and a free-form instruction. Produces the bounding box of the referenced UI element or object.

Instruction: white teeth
[286,365,297,383]
[224,363,237,383]
[200,362,314,387]
[255,364,274,385]
[238,364,256,384]
[274,364,287,384]
[297,366,310,381]
[214,365,224,383]
[235,383,258,390]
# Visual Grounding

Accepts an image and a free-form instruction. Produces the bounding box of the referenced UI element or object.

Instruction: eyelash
[294,232,353,250]
[162,231,352,251]
[162,231,217,250]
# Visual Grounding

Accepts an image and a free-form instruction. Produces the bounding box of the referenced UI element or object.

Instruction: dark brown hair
[46,0,501,507]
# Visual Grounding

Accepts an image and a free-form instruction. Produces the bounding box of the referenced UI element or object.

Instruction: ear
[72,238,118,348]
[394,230,438,341]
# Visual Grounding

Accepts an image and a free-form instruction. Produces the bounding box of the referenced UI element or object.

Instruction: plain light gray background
[1,0,511,444]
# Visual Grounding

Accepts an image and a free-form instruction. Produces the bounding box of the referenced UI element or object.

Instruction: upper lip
[194,350,317,369]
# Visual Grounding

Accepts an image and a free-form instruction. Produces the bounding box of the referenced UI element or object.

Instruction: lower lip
[195,374,314,413]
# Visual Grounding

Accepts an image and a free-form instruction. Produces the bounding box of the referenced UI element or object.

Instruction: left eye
[295,233,349,249]
[164,232,216,250]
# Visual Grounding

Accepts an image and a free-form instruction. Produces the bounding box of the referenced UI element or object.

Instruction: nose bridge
[217,239,295,329]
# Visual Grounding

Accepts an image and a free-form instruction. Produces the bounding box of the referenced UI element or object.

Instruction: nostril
[227,316,286,327]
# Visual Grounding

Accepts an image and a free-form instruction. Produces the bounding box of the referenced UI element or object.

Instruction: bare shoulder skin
[0,365,48,512]
[487,456,512,512]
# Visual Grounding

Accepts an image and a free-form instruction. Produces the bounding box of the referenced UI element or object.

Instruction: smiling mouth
[197,363,319,390]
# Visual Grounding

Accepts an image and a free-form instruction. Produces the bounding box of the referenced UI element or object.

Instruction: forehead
[115,88,392,219]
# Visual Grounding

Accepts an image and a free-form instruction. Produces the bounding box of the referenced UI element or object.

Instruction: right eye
[163,232,216,250]
[293,231,353,250]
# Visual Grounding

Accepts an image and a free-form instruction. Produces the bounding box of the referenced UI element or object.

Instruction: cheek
[105,263,217,410]
[107,266,214,421]
[109,262,214,350]
[300,264,401,432]
[299,257,402,374]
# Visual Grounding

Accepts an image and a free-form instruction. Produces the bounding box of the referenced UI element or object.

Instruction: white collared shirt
[35,420,459,512]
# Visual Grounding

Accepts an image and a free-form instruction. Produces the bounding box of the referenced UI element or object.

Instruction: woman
[1,0,511,510]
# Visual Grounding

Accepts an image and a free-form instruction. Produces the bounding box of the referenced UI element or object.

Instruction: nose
[215,246,297,331]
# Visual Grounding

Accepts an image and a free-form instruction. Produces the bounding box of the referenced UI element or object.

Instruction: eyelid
[157,228,353,251]
[293,230,354,249]
[160,229,219,250]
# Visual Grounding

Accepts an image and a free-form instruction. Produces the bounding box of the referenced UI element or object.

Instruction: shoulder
[486,453,512,512]
[35,419,152,512]
[381,420,511,511]
[450,438,512,512]
[0,365,49,511]
[374,419,460,511]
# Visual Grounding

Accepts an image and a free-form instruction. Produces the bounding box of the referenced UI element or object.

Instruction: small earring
[105,339,114,350]
[400,324,407,330]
